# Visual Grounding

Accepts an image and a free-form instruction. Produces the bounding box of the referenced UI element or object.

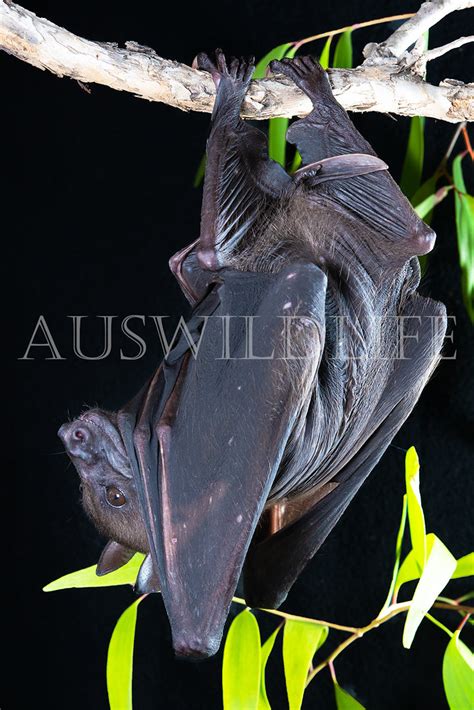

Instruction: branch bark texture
[1,0,473,122]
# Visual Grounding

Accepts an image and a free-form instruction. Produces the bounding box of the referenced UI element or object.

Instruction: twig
[232,596,359,633]
[1,1,473,122]
[364,0,474,62]
[292,13,415,50]
[305,600,474,686]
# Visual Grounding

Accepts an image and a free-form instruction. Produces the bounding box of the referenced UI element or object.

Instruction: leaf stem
[304,600,474,686]
[291,13,414,51]
[462,125,474,161]
[425,613,454,638]
[306,602,411,685]
[232,596,358,633]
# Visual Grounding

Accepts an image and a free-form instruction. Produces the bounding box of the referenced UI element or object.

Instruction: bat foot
[195,49,255,91]
[269,56,330,101]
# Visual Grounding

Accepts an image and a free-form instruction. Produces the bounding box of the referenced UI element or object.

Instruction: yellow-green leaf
[333,30,353,69]
[43,554,145,591]
[396,539,472,592]
[107,597,144,710]
[283,620,328,710]
[334,682,366,709]
[379,495,408,614]
[414,186,453,219]
[258,626,281,710]
[319,35,333,70]
[403,534,457,649]
[223,609,262,710]
[442,630,474,710]
[453,552,474,578]
[254,43,293,79]
[405,447,426,572]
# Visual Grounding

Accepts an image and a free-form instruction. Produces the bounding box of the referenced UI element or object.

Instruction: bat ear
[135,554,160,594]
[96,540,135,576]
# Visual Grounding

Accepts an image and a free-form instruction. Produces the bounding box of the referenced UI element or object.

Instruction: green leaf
[258,626,281,710]
[193,153,207,188]
[43,554,145,591]
[254,43,293,79]
[333,30,353,69]
[269,117,289,166]
[396,539,473,592]
[410,172,439,222]
[414,185,453,219]
[400,116,425,199]
[319,35,333,70]
[405,447,426,572]
[453,153,474,323]
[443,630,474,710]
[107,597,144,710]
[334,682,366,709]
[290,151,302,173]
[223,609,262,710]
[379,495,408,613]
[283,620,328,710]
[453,552,474,578]
[402,534,457,649]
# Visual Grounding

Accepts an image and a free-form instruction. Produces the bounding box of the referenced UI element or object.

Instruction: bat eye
[105,486,126,508]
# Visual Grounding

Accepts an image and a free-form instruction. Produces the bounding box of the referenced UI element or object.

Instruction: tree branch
[1,0,473,122]
[363,0,473,61]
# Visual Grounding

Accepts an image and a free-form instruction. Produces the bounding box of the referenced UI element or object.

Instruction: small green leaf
[290,151,302,173]
[258,626,281,710]
[405,447,426,572]
[107,597,144,710]
[403,534,457,649]
[443,630,474,710]
[43,554,145,591]
[453,552,474,578]
[223,609,262,710]
[400,116,425,199]
[333,30,353,69]
[396,538,472,592]
[334,682,366,709]
[283,620,328,710]
[254,43,293,79]
[269,117,289,166]
[414,185,453,219]
[410,172,439,224]
[193,153,207,188]
[379,495,408,613]
[319,35,333,70]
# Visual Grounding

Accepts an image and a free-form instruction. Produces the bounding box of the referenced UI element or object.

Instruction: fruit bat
[58,52,447,658]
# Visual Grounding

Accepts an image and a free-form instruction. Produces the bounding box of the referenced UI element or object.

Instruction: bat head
[58,409,148,554]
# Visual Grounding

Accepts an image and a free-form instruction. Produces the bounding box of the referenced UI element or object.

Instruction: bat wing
[116,290,222,594]
[271,57,435,262]
[243,293,447,608]
[142,262,326,657]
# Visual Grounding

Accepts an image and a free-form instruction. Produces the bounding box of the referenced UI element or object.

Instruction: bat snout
[172,631,220,660]
[58,421,98,463]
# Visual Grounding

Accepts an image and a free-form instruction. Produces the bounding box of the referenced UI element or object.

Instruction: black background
[5,0,474,708]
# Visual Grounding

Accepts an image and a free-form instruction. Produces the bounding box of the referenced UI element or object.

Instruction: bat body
[59,53,447,658]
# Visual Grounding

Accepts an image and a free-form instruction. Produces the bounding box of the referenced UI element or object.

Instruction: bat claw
[269,56,328,100]
[195,49,255,89]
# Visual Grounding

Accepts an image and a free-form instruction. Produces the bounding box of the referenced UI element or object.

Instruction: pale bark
[1,0,473,122]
